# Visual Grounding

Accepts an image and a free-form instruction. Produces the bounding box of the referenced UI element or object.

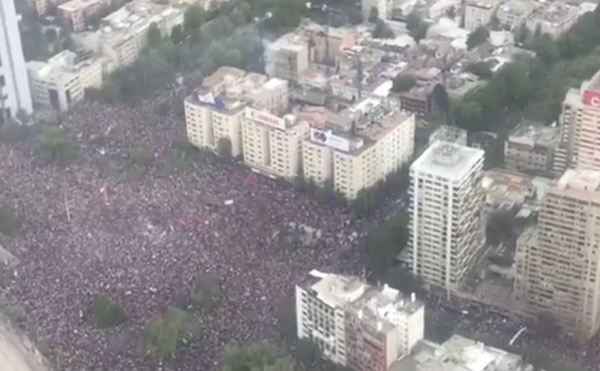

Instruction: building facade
[515,169,600,340]
[34,0,69,16]
[58,0,112,32]
[525,2,580,38]
[405,142,485,293]
[555,70,600,173]
[302,99,415,199]
[296,270,424,371]
[464,0,501,31]
[27,50,103,112]
[0,0,33,123]
[265,33,310,83]
[185,67,291,175]
[504,122,560,175]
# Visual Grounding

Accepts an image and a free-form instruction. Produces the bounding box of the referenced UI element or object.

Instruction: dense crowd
[0,95,363,371]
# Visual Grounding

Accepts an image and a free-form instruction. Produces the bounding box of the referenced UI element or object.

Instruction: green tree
[368,6,379,23]
[391,75,416,92]
[372,20,394,39]
[0,119,31,143]
[529,34,559,65]
[92,294,127,329]
[466,26,489,49]
[144,307,189,358]
[548,359,586,371]
[0,205,17,235]
[220,343,294,371]
[445,5,455,19]
[37,126,77,166]
[131,144,153,167]
[452,100,482,130]
[184,4,207,34]
[364,214,409,280]
[405,12,428,44]
[147,23,163,49]
[431,84,450,122]
[466,61,493,79]
[190,273,223,309]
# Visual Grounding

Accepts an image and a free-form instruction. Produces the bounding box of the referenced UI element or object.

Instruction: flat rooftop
[58,0,104,12]
[268,32,305,52]
[556,169,600,192]
[466,0,501,9]
[508,122,560,148]
[390,335,528,371]
[301,270,423,333]
[412,142,484,181]
[528,2,579,24]
[499,0,536,15]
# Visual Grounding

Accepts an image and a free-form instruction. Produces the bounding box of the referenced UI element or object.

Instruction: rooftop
[556,169,600,192]
[27,50,97,81]
[507,122,560,148]
[268,32,306,52]
[390,335,529,371]
[412,142,484,181]
[527,2,579,25]
[302,270,423,332]
[187,67,285,113]
[465,0,501,10]
[499,0,537,16]
[58,0,106,12]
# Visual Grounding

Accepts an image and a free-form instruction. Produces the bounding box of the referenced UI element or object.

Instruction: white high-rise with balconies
[403,142,485,294]
[0,0,33,123]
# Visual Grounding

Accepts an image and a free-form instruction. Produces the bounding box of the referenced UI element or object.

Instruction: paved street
[0,319,49,371]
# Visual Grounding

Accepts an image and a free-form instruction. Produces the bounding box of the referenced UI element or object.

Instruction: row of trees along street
[451,5,600,132]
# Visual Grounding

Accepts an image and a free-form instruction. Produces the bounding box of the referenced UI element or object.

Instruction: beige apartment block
[185,67,292,175]
[515,169,600,340]
[464,0,502,30]
[27,50,103,112]
[296,270,424,371]
[404,142,486,293]
[265,32,310,83]
[504,122,560,175]
[58,0,111,31]
[302,99,415,199]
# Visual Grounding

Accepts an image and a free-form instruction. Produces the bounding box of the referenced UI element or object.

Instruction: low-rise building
[27,50,103,112]
[302,98,415,199]
[34,0,69,17]
[390,335,534,371]
[504,122,560,175]
[296,270,425,370]
[73,0,184,71]
[464,0,503,30]
[496,0,539,30]
[58,0,111,32]
[265,32,310,83]
[429,125,468,146]
[300,23,357,68]
[525,2,580,38]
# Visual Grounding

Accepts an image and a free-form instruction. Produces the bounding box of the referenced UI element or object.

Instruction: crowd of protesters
[0,94,363,371]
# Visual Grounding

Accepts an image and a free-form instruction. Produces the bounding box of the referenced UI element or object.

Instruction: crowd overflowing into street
[0,95,363,371]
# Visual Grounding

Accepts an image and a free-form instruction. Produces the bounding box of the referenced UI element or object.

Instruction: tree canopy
[220,343,294,371]
[452,6,600,131]
[405,12,428,44]
[364,214,409,281]
[144,307,189,358]
[466,26,489,50]
[391,75,417,92]
[37,125,77,166]
[92,294,128,329]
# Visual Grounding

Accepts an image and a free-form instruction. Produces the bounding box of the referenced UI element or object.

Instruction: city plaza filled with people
[0,91,598,371]
[0,93,363,371]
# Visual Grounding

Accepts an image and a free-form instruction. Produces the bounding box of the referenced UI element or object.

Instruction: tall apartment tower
[296,270,424,371]
[404,142,485,294]
[555,69,600,173]
[515,169,600,340]
[0,0,33,122]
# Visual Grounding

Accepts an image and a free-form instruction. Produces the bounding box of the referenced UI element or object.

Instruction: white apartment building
[27,51,103,112]
[302,99,415,199]
[0,0,33,122]
[464,0,502,31]
[404,142,485,293]
[185,67,291,173]
[525,2,580,38]
[73,0,184,72]
[496,0,539,30]
[555,69,600,173]
[296,270,424,371]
